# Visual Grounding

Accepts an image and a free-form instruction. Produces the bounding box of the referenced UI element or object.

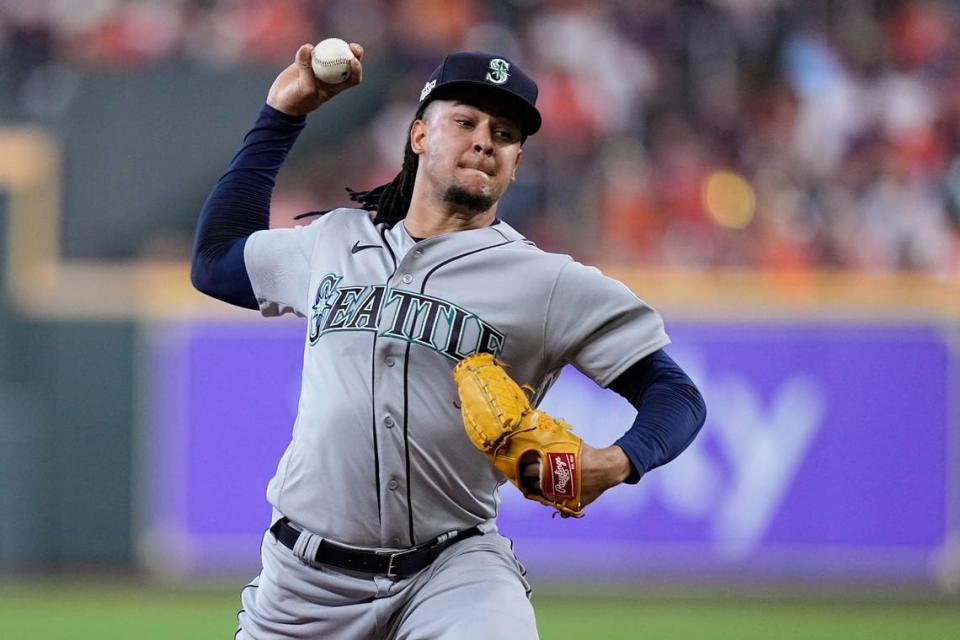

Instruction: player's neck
[404,192,497,238]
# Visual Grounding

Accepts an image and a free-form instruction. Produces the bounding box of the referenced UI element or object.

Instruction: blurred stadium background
[1,0,960,638]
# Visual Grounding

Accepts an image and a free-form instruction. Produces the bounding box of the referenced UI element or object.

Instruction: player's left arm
[579,349,706,506]
[522,349,705,507]
[536,261,706,507]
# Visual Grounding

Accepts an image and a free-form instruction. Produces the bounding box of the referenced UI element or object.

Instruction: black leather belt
[270,518,483,578]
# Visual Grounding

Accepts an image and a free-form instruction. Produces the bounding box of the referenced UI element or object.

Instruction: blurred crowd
[3,0,960,273]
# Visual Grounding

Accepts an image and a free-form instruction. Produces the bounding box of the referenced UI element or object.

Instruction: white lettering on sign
[706,370,825,556]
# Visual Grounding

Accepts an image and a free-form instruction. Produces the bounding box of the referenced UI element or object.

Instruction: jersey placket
[372,236,427,548]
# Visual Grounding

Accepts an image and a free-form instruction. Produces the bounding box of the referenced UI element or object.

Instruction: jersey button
[413,249,423,257]
[388,479,399,490]
[384,415,394,428]
[401,274,413,284]
[385,356,395,367]
[392,537,402,546]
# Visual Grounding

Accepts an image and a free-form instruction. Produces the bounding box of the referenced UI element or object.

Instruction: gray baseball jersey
[244,208,670,549]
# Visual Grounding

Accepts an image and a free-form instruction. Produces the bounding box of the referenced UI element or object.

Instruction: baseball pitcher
[192,40,706,640]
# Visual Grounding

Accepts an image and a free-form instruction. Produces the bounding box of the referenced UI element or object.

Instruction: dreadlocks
[347,118,421,226]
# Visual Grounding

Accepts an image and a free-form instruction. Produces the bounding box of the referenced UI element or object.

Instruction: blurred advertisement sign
[142,322,956,584]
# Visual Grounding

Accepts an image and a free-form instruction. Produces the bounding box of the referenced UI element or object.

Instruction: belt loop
[292,528,322,563]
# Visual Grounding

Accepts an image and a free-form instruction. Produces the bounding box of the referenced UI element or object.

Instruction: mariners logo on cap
[485,58,510,85]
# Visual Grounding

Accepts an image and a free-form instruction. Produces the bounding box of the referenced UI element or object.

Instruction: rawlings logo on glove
[453,353,585,518]
[546,452,576,499]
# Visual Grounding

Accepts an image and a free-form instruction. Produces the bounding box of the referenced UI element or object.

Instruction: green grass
[534,596,960,640]
[0,583,237,639]
[1,582,958,639]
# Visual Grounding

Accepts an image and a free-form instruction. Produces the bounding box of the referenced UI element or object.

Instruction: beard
[441,184,497,216]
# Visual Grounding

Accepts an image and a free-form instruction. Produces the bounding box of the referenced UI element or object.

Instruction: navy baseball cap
[417,52,542,137]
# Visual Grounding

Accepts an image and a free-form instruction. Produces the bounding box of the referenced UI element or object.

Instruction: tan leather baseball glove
[453,353,585,518]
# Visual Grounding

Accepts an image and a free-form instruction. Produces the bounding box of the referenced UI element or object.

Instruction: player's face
[412,97,523,213]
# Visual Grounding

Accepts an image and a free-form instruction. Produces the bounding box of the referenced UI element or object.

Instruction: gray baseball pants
[235,527,539,639]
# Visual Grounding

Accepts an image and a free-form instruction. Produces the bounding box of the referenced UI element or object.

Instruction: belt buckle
[386,552,399,578]
[385,547,419,578]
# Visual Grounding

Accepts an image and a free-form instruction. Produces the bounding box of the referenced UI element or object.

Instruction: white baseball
[310,38,355,84]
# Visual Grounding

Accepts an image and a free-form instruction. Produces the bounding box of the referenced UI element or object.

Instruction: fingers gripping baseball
[267,41,364,117]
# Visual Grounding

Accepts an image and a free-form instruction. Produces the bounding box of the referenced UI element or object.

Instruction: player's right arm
[190,42,363,309]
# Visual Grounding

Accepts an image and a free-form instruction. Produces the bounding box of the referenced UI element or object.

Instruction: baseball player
[192,41,706,640]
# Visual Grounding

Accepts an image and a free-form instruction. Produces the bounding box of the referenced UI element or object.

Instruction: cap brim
[421,80,542,137]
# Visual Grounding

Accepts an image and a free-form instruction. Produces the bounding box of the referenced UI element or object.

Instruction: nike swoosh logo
[351,241,383,254]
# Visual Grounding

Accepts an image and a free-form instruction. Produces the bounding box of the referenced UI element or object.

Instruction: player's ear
[410,119,428,155]
[511,148,522,181]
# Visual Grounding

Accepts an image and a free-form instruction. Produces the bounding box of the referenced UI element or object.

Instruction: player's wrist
[265,94,325,118]
[603,445,633,487]
[261,102,308,124]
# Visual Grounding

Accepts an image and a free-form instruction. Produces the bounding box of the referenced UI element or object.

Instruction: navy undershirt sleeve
[190,104,307,308]
[607,349,707,483]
